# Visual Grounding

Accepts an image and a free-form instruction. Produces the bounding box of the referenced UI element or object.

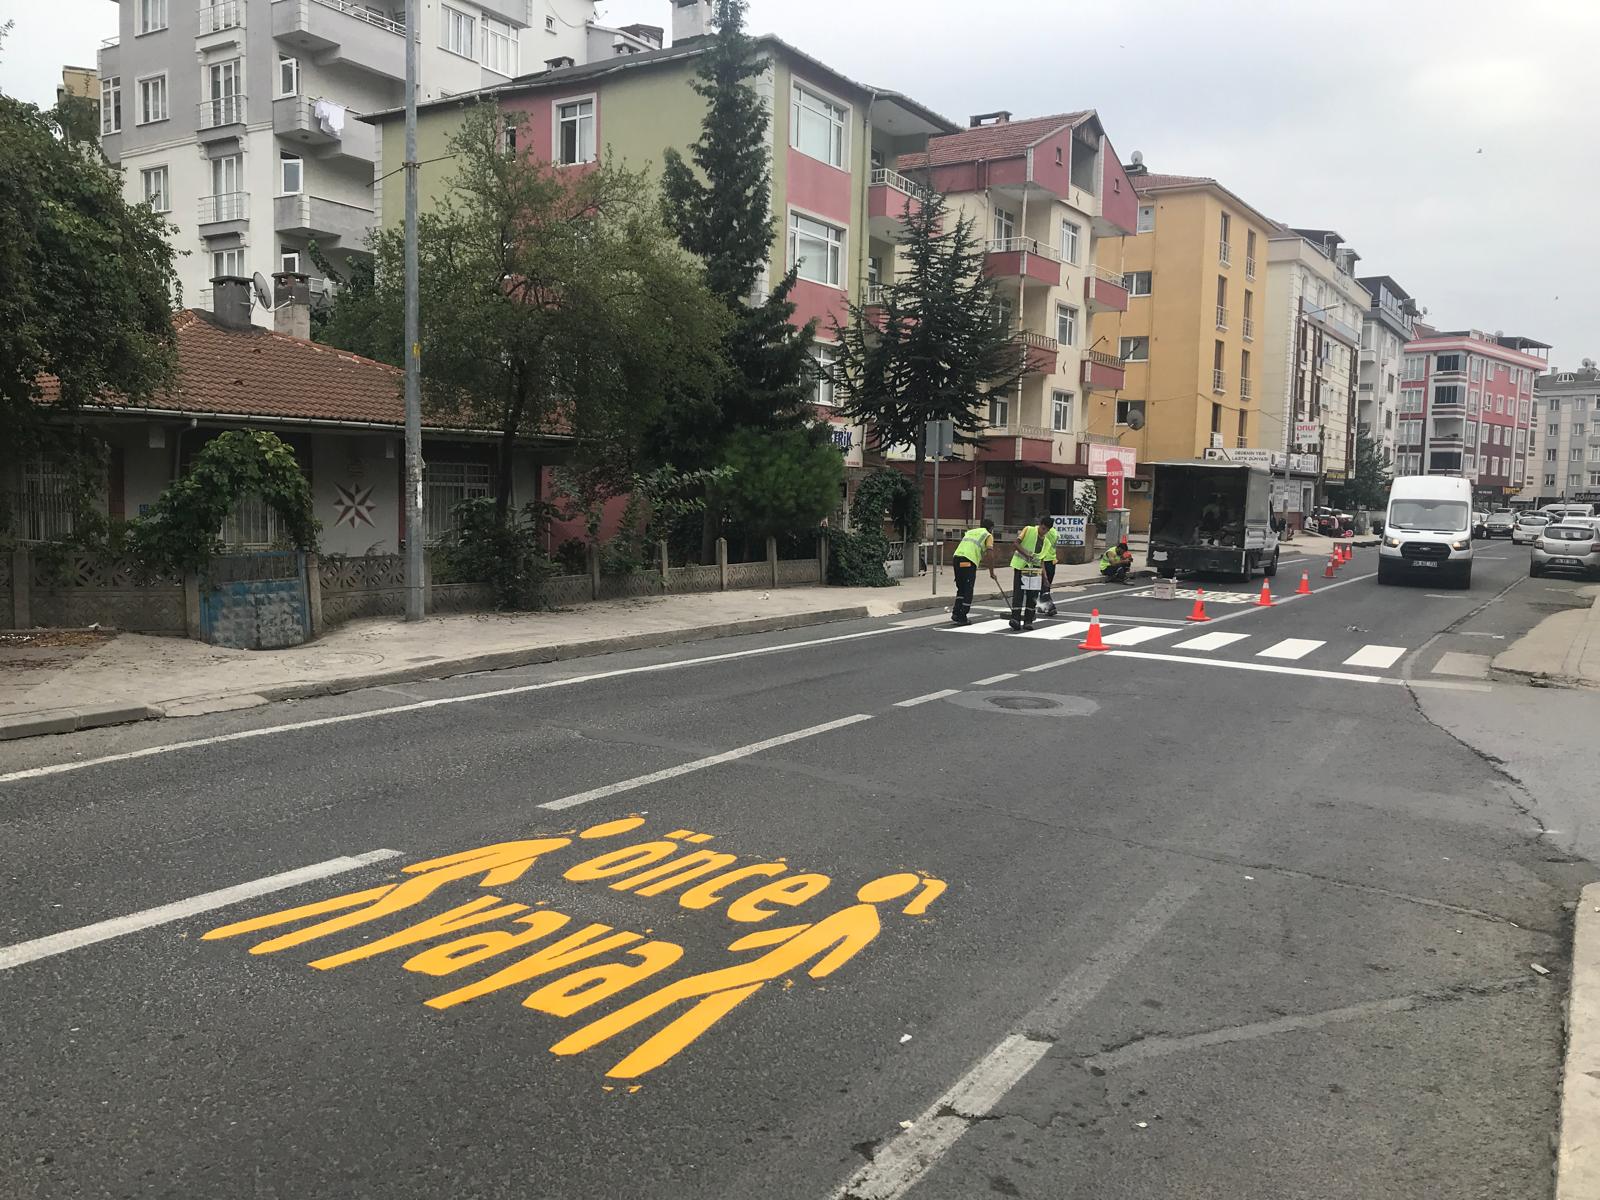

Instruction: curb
[1559,882,1600,1198]
[0,704,160,742]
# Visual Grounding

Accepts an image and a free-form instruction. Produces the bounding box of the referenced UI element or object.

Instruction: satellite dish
[251,272,274,311]
[1126,409,1146,431]
[1130,150,1144,166]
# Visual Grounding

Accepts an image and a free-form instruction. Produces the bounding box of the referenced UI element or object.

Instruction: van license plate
[1409,560,1438,568]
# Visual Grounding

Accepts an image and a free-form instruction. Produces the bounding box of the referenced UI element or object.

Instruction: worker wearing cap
[950,518,995,626]
[1099,537,1134,585]
[1008,516,1046,631]
[1036,519,1062,618]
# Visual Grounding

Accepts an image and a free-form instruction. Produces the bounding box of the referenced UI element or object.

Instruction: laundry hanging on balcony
[314,99,346,139]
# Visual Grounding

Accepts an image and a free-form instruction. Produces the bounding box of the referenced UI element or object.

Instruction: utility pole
[402,0,424,621]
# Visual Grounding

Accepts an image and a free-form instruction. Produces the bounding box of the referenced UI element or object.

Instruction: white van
[1378,475,1475,588]
[1543,502,1597,523]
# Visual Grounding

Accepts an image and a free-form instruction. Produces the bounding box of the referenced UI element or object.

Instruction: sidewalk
[1494,583,1600,689]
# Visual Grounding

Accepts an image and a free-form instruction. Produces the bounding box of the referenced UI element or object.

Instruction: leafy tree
[306,244,396,365]
[722,426,843,540]
[0,80,179,482]
[830,189,1028,492]
[1329,426,1392,511]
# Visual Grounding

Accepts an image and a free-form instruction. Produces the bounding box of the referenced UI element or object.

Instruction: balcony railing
[198,191,249,224]
[1215,305,1229,331]
[197,1,245,34]
[307,0,406,35]
[1088,264,1124,286]
[1242,316,1254,340]
[1245,256,1256,280]
[197,94,246,129]
[1213,368,1226,393]
[1240,378,1252,400]
[868,167,927,200]
[864,283,886,306]
[987,236,1055,259]
[1219,240,1232,266]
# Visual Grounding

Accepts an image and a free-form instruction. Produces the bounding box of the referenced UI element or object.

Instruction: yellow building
[1089,167,1278,482]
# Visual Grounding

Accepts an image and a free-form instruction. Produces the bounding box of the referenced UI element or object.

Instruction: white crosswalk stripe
[1017,621,1091,641]
[1174,631,1249,652]
[1343,645,1406,669]
[1099,625,1174,647]
[951,618,1014,634]
[1258,638,1325,661]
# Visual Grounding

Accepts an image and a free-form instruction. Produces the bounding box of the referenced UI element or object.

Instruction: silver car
[1530,523,1600,579]
[1512,512,1552,545]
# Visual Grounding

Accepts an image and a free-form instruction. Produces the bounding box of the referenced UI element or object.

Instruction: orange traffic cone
[1185,589,1210,622]
[1339,542,1351,564]
[1256,579,1275,607]
[1297,571,1312,595]
[1324,553,1337,578]
[1078,609,1109,650]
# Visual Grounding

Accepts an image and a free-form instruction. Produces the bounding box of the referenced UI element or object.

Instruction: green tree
[306,244,396,365]
[0,79,179,484]
[325,104,727,525]
[722,426,843,541]
[830,189,1028,492]
[1328,426,1392,511]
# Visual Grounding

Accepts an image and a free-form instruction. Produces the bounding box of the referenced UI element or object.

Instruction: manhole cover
[947,691,1099,718]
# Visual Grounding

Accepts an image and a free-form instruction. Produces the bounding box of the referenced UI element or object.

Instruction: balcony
[197,191,249,234]
[983,237,1061,288]
[1083,264,1128,313]
[1242,316,1254,340]
[1212,368,1226,394]
[274,193,373,245]
[1429,396,1466,417]
[1219,240,1232,266]
[1428,431,1465,448]
[272,0,406,82]
[1083,348,1126,392]
[196,0,245,42]
[1240,378,1253,401]
[1245,256,1256,280]
[866,169,925,242]
[196,94,247,142]
[1215,305,1229,332]
[862,283,888,331]
[1015,330,1059,376]
[977,425,1055,464]
[273,96,376,163]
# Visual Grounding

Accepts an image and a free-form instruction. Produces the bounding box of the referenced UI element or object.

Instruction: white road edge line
[894,689,960,708]
[538,714,873,811]
[0,849,402,971]
[970,673,1018,686]
[0,627,904,786]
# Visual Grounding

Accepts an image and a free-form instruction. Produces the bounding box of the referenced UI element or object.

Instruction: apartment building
[1086,165,1276,480]
[1259,227,1370,509]
[97,0,653,322]
[1398,326,1549,504]
[1354,275,1418,465]
[1529,361,1600,507]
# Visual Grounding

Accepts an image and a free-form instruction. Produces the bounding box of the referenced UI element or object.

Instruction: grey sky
[6,0,1595,365]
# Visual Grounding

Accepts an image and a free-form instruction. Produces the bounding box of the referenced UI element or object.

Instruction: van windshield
[1389,499,1469,531]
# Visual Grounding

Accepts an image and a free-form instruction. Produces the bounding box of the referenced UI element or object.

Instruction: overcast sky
[5,0,1595,366]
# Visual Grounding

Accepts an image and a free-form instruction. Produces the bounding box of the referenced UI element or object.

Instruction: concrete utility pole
[402,0,424,621]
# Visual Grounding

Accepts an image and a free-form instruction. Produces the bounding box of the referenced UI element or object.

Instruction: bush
[431,498,555,610]
[553,538,589,577]
[826,468,919,587]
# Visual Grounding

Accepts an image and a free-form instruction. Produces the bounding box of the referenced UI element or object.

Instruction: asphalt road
[1,543,1594,1199]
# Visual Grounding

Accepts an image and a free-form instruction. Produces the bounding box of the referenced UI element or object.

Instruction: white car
[1512,512,1552,545]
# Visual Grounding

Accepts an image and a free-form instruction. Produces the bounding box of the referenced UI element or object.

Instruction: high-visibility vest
[954,527,992,566]
[1038,525,1060,563]
[1099,547,1123,571]
[1010,525,1043,572]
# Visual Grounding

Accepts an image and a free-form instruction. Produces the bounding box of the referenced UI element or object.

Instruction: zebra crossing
[941,615,1409,672]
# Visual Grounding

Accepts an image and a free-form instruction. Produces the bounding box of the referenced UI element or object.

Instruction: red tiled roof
[898,111,1092,170]
[1131,172,1216,192]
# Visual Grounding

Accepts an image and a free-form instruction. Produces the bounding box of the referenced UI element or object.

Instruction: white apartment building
[1355,274,1418,466]
[97,0,658,323]
[1532,361,1600,507]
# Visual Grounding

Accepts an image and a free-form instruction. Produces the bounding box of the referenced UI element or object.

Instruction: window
[1059,220,1081,264]
[556,98,595,165]
[280,249,300,274]
[992,207,1015,244]
[222,492,282,550]
[1237,409,1248,443]
[1545,474,1557,488]
[206,59,242,126]
[546,14,556,31]
[1211,402,1223,434]
[279,153,303,195]
[137,0,167,34]
[140,166,169,213]
[1218,211,1232,260]
[212,248,244,278]
[811,344,837,408]
[1402,355,1425,381]
[100,76,121,134]
[1464,453,1476,472]
[1119,336,1149,362]
[1465,421,1478,444]
[1547,449,1559,463]
[788,212,843,286]
[482,18,517,75]
[1116,399,1146,426]
[1470,357,1482,379]
[10,459,77,541]
[1399,420,1422,445]
[424,462,492,541]
[441,4,476,58]
[1433,384,1462,407]
[1549,423,1561,437]
[1436,353,1463,372]
[1573,448,1584,462]
[988,391,1009,428]
[1055,304,1078,348]
[1240,349,1251,395]
[1051,390,1075,433]
[1123,270,1152,296]
[1577,423,1589,437]
[278,55,299,97]
[1520,399,1530,421]
[137,74,168,124]
[1571,474,1584,488]
[1495,395,1505,414]
[1136,204,1155,233]
[1245,229,1257,275]
[791,83,846,167]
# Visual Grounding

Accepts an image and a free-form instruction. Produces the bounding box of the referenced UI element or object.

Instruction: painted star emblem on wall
[333,482,377,529]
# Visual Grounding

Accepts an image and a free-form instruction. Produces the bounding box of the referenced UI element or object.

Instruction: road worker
[1008,515,1046,631]
[950,518,996,625]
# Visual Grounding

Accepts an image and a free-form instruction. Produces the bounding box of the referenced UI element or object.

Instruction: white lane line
[539,714,873,811]
[894,689,960,708]
[1016,621,1091,641]
[1022,653,1094,673]
[1099,625,1174,647]
[1257,638,1325,661]
[0,627,904,786]
[0,849,401,971]
[970,673,1018,686]
[1343,644,1406,670]
[949,618,1015,635]
[1109,649,1388,684]
[1174,631,1249,652]
[892,613,955,629]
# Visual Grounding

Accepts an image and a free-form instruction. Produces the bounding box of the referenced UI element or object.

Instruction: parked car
[1472,510,1490,539]
[1543,503,1598,523]
[1512,512,1553,545]
[1484,512,1516,538]
[1530,523,1600,579]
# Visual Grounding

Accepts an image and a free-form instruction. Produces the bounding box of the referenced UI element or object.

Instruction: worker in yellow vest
[950,518,996,625]
[1037,519,1062,618]
[1008,516,1046,631]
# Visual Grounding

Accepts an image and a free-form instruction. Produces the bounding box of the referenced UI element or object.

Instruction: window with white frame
[137,0,168,34]
[992,207,1015,244]
[279,153,303,195]
[1465,421,1478,445]
[1495,395,1505,414]
[1435,352,1463,373]
[1399,420,1422,444]
[1116,399,1146,426]
[988,390,1010,428]
[1576,423,1588,437]
[212,248,244,278]
[1464,452,1476,472]
[278,55,299,97]
[280,249,300,274]
[1052,390,1076,432]
[1545,473,1557,487]
[222,492,281,550]
[1055,304,1078,348]
[1590,445,1600,463]
[1123,270,1152,296]
[811,344,837,408]
[788,212,843,287]
[1119,336,1149,362]
[1402,355,1424,381]
[1470,357,1482,379]
[100,76,121,134]
[441,4,476,58]
[1571,473,1584,487]
[1573,448,1585,462]
[1399,390,1423,413]
[137,74,168,124]
[791,83,846,167]
[1547,448,1559,462]
[140,166,169,213]
[424,462,492,541]
[1520,399,1530,421]
[1136,204,1155,233]
[556,98,595,165]
[481,18,517,75]
[1059,220,1081,264]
